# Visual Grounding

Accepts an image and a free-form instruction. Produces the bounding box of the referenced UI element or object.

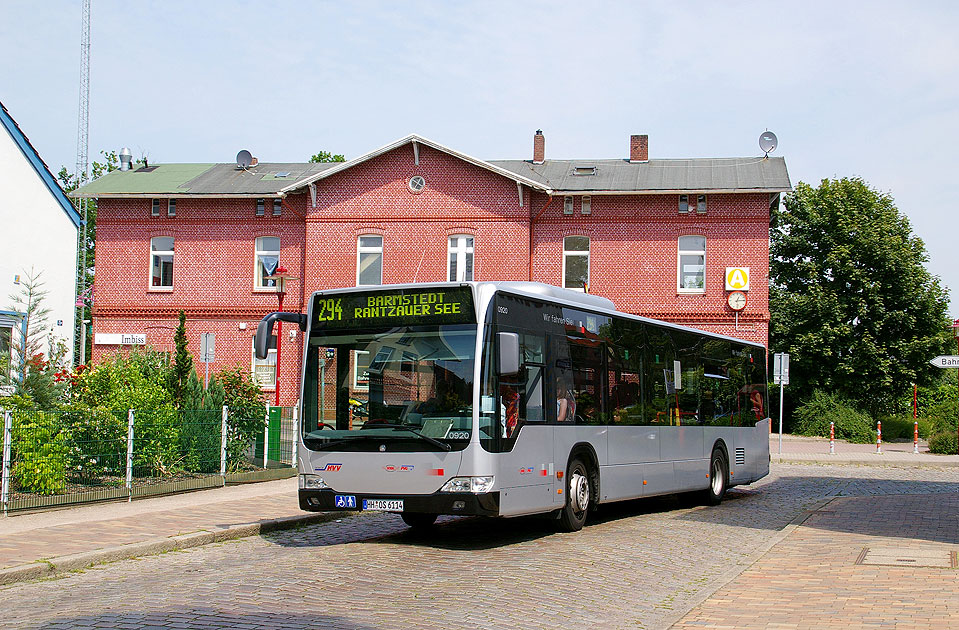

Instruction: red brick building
[75,132,790,405]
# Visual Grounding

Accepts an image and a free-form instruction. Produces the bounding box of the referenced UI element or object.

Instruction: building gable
[0,100,81,228]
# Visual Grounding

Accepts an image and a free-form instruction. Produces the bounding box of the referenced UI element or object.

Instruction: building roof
[72,134,791,199]
[490,157,790,194]
[0,100,82,227]
[72,162,335,198]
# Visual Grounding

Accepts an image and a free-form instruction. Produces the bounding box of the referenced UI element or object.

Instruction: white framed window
[151,199,160,217]
[252,338,276,389]
[581,196,591,215]
[150,236,174,289]
[357,235,383,286]
[563,236,589,292]
[256,199,265,217]
[448,235,474,281]
[696,194,707,214]
[679,194,689,214]
[272,199,282,216]
[678,235,706,293]
[255,236,281,289]
[563,196,574,215]
[167,199,176,217]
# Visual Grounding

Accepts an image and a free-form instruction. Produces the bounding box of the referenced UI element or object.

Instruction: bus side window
[645,327,673,425]
[568,338,604,425]
[522,334,545,422]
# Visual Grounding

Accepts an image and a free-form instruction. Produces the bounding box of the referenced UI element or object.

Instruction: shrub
[877,415,932,441]
[61,406,126,482]
[928,431,958,455]
[217,367,267,470]
[12,411,67,495]
[794,390,875,443]
[179,409,222,473]
[133,407,182,477]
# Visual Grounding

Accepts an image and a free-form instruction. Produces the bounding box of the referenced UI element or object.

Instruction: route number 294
[317,298,343,322]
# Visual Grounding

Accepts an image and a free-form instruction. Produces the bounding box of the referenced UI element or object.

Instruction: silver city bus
[256,282,770,531]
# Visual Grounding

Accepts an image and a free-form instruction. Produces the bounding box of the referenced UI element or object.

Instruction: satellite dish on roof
[236,150,253,168]
[759,130,778,156]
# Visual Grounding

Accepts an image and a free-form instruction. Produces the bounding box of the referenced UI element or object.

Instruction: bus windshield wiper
[363,424,452,451]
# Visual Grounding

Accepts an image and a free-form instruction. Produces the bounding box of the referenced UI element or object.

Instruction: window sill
[676,290,706,296]
[148,287,174,293]
[253,287,279,293]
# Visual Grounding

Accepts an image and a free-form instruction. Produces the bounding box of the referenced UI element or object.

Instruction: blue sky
[3,1,958,316]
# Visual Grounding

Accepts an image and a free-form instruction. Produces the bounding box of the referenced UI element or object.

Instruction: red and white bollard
[876,420,882,454]
[829,421,835,455]
[913,421,919,454]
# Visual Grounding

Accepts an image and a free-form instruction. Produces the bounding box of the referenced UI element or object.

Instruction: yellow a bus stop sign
[725,267,750,291]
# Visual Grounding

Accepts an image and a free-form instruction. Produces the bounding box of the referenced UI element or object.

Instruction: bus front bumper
[299,489,500,517]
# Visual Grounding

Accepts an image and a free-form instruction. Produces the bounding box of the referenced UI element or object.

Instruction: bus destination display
[311,287,474,329]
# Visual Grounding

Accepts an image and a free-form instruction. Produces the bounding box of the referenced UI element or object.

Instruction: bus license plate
[363,499,404,512]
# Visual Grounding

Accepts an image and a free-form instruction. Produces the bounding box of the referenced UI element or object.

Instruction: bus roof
[307,281,766,350]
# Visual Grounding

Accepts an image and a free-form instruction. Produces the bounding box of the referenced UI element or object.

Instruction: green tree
[770,177,952,416]
[169,311,194,409]
[7,269,51,384]
[309,151,346,163]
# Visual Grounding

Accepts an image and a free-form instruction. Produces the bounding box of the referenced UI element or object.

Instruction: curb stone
[0,511,340,587]
[772,455,959,468]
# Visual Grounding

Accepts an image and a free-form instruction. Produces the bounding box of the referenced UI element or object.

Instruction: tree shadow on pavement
[677,474,959,544]
[28,607,378,630]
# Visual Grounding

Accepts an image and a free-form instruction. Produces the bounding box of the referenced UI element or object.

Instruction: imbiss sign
[94,333,146,345]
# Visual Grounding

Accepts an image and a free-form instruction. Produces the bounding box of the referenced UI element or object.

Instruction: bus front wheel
[558,458,591,532]
[401,512,438,529]
[703,447,728,506]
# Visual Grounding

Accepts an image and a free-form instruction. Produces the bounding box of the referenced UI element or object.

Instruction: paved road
[4,463,958,630]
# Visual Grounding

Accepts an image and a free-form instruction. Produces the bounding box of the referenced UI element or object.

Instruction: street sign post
[773,352,789,455]
[201,333,215,389]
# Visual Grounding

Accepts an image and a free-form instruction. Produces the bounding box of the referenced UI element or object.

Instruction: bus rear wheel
[558,458,591,532]
[401,513,438,529]
[703,447,728,506]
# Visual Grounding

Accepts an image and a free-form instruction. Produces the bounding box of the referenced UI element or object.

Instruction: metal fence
[0,405,298,514]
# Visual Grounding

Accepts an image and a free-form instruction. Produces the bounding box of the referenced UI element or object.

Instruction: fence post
[126,409,135,501]
[264,404,270,469]
[829,421,835,455]
[876,419,882,454]
[913,421,919,455]
[220,405,228,484]
[2,410,12,516]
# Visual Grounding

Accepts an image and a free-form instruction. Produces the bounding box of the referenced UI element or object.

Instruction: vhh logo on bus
[725,267,750,291]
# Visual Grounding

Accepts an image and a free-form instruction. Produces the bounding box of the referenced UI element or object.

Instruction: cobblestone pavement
[673,492,959,629]
[3,463,959,630]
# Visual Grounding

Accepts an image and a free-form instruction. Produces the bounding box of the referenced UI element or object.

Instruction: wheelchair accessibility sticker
[334,495,357,508]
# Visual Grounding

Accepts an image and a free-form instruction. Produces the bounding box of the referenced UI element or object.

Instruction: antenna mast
[75,0,91,365]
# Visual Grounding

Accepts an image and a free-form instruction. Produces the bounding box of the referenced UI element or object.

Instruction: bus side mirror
[498,332,520,376]
[255,316,275,360]
[256,311,308,359]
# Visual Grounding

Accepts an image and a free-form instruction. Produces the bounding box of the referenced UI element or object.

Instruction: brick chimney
[533,129,545,164]
[629,134,648,163]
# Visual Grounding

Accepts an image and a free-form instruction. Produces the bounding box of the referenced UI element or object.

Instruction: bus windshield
[302,324,477,452]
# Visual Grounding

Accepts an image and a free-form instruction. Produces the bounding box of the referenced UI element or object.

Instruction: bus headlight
[299,474,330,490]
[440,476,494,493]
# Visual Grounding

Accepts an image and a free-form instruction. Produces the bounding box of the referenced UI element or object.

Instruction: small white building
[0,100,80,369]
